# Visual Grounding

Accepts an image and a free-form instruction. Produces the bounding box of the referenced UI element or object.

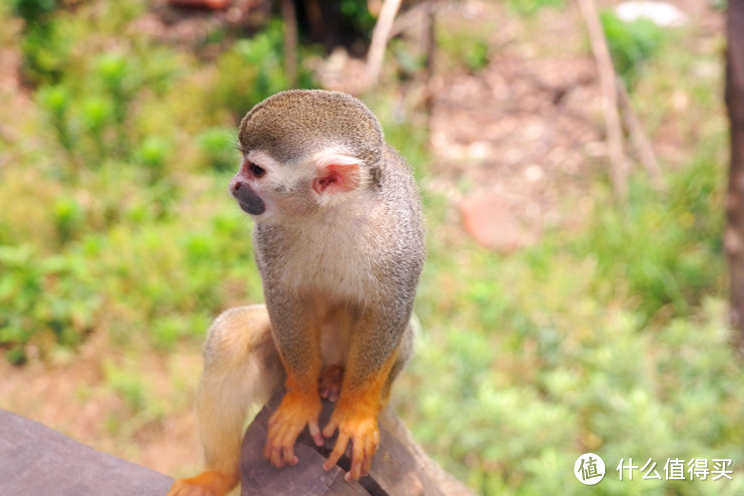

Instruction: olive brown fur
[239,90,385,188]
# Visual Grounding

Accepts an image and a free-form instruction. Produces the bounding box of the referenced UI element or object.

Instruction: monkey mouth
[236,198,266,216]
[230,178,266,215]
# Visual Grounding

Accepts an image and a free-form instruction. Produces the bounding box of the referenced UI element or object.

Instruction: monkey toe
[166,471,234,496]
[264,423,299,468]
[264,390,322,468]
[319,365,344,402]
[345,427,378,481]
[322,407,379,480]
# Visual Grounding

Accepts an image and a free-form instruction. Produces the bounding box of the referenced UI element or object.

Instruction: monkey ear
[313,160,362,196]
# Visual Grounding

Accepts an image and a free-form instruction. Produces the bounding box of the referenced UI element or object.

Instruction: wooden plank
[240,390,446,496]
[0,409,173,496]
[240,393,360,495]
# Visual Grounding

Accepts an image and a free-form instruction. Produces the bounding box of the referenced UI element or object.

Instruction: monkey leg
[380,320,415,408]
[263,372,325,468]
[322,311,411,482]
[262,291,325,469]
[166,305,283,496]
[319,364,344,402]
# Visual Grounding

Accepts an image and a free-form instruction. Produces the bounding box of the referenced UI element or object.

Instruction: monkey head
[230,90,385,223]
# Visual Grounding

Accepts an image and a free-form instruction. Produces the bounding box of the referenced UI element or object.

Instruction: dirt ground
[0,331,204,476]
[426,0,723,252]
[0,0,725,481]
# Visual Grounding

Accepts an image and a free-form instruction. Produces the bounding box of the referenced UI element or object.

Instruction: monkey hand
[264,390,324,468]
[166,471,234,496]
[322,401,379,481]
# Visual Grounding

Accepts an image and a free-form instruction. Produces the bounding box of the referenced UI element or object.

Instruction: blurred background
[0,0,741,494]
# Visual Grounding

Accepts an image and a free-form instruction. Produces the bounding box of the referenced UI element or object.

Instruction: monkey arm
[322,303,409,481]
[262,288,326,468]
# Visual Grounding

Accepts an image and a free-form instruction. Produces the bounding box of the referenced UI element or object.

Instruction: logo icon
[575,453,605,485]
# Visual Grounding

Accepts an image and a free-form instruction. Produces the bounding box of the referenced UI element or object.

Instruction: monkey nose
[230,177,266,215]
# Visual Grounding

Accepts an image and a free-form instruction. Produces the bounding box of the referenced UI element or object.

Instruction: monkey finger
[365,433,379,475]
[322,418,339,438]
[268,432,288,466]
[346,437,365,481]
[264,427,284,461]
[276,432,299,466]
[362,443,374,477]
[282,444,298,466]
[308,420,324,446]
[263,437,278,461]
[323,432,349,472]
[270,445,285,469]
[267,411,281,428]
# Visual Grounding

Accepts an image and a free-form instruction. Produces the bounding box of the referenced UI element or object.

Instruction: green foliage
[35,50,146,168]
[11,0,69,86]
[54,196,85,244]
[506,0,565,16]
[400,159,735,494]
[95,53,137,126]
[710,0,728,11]
[37,84,75,158]
[393,32,732,488]
[391,39,426,78]
[0,245,100,364]
[339,0,376,33]
[134,136,172,180]
[578,157,725,320]
[0,0,310,361]
[213,21,317,119]
[600,11,665,86]
[104,358,149,411]
[0,1,739,494]
[437,18,493,73]
[10,0,57,25]
[198,128,239,172]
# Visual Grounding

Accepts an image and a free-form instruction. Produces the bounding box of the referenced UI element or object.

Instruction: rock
[458,191,530,252]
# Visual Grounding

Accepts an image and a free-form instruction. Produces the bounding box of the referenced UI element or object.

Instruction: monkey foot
[165,470,235,496]
[264,389,323,468]
[322,400,379,481]
[319,365,344,402]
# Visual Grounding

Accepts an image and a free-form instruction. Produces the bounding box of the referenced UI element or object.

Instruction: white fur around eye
[245,151,290,191]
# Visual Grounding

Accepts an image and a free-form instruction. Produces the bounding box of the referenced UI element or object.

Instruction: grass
[391,6,739,495]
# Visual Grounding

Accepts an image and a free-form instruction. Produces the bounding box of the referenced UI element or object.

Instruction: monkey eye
[249,163,266,178]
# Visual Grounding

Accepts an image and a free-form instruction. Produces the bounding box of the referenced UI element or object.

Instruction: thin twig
[366,0,404,87]
[388,0,441,40]
[281,0,297,88]
[422,2,436,130]
[576,0,627,200]
[616,77,665,190]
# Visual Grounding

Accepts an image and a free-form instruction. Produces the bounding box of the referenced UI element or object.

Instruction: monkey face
[230,149,365,223]
[230,156,268,215]
[230,150,318,222]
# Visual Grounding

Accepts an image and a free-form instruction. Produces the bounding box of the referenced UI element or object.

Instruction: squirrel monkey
[167,90,425,496]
